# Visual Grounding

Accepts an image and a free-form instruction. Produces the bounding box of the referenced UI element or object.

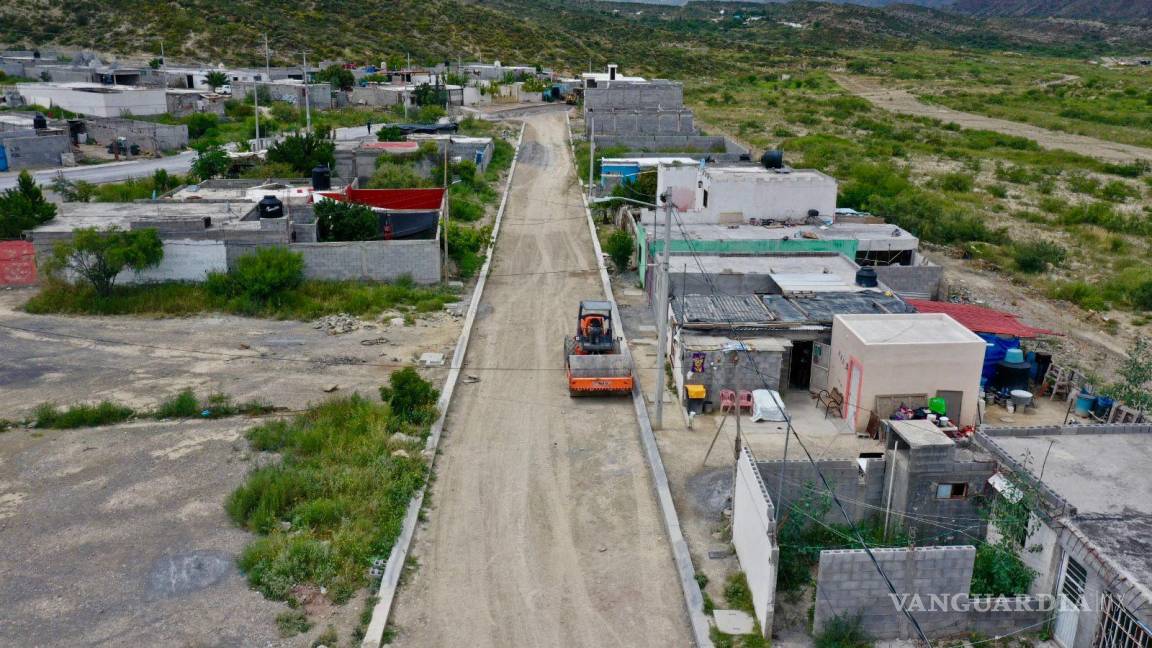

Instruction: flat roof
[835,313,985,345]
[703,166,836,184]
[602,157,698,168]
[670,253,864,293]
[889,419,955,449]
[34,202,257,233]
[638,218,918,252]
[989,430,1152,591]
[167,180,330,204]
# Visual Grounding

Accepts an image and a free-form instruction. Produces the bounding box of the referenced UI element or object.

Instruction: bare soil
[388,114,691,646]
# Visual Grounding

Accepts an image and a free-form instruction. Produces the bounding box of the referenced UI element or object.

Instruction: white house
[657,163,838,225]
[17,83,168,117]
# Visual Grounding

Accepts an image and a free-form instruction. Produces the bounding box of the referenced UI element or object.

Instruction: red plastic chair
[719,389,737,414]
[737,390,754,413]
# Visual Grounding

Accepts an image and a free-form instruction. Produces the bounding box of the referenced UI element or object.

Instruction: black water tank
[32,113,47,130]
[257,195,284,219]
[311,164,331,190]
[855,267,878,288]
[992,360,1031,392]
[761,149,784,170]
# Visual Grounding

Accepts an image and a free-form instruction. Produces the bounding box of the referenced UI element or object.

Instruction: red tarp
[318,188,444,211]
[906,299,1057,338]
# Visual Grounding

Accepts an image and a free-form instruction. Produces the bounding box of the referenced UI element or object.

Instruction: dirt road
[389,114,690,646]
[833,74,1152,163]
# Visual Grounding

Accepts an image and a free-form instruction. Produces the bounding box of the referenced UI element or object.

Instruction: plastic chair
[719,389,737,414]
[737,390,754,413]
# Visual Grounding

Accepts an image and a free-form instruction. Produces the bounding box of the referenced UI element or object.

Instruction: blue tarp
[978,333,1021,384]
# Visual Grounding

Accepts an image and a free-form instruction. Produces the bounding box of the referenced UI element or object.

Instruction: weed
[311,625,337,648]
[276,610,312,637]
[723,572,755,614]
[815,615,873,648]
[1047,281,1108,311]
[1012,240,1066,273]
[154,388,201,419]
[34,401,135,429]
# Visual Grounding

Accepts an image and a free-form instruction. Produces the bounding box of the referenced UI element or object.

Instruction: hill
[949,0,1152,22]
[0,0,1147,72]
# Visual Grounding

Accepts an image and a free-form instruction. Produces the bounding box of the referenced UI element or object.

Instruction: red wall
[0,241,37,286]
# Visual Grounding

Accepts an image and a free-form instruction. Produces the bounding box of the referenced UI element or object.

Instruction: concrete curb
[361,122,528,648]
[565,112,714,648]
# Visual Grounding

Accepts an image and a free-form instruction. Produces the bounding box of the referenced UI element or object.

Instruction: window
[936,483,968,499]
[702,189,709,208]
[1094,593,1151,648]
[1061,557,1087,608]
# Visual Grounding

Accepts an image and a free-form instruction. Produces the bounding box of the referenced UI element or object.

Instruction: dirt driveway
[388,114,691,646]
[833,74,1152,163]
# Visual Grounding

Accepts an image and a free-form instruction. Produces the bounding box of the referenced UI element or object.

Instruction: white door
[1055,555,1088,648]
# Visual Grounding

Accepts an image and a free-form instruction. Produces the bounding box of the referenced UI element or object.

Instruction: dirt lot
[833,74,1152,163]
[0,291,462,646]
[388,114,691,646]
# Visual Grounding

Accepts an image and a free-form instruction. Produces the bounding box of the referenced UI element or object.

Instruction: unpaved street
[389,114,690,646]
[833,74,1152,163]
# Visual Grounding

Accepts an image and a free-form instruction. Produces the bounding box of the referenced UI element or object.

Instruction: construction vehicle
[564,300,634,396]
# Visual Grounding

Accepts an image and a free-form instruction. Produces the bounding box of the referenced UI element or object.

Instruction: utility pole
[253,78,261,152]
[302,51,312,133]
[654,184,673,429]
[587,114,595,200]
[442,143,449,283]
[264,33,271,81]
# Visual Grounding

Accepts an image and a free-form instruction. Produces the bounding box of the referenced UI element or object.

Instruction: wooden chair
[816,388,844,419]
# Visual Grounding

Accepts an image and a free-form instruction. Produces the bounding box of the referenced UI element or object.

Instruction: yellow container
[686,384,706,399]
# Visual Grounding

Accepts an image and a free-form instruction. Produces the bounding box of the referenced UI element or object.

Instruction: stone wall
[814,546,1048,639]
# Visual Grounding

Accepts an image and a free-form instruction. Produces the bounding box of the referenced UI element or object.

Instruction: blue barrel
[1094,396,1115,419]
[1074,393,1097,417]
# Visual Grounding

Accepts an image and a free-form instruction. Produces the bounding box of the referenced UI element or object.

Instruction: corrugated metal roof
[906,299,1057,338]
[677,294,773,325]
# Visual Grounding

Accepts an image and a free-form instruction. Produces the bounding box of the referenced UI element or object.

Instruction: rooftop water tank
[855,267,878,288]
[311,164,331,191]
[761,149,784,170]
[32,113,47,130]
[257,195,284,219]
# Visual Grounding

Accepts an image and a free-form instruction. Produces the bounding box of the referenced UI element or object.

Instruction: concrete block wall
[683,346,787,400]
[755,459,887,525]
[981,423,1152,437]
[874,264,943,300]
[589,109,696,136]
[288,239,440,283]
[733,446,778,637]
[84,118,189,152]
[592,134,741,154]
[585,81,684,112]
[0,132,69,169]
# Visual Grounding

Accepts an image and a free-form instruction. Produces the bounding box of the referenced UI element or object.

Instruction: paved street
[0,151,196,191]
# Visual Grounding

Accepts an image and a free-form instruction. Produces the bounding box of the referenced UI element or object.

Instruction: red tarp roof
[906,299,1058,338]
[317,188,444,211]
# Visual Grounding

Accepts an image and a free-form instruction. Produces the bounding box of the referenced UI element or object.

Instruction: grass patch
[228,380,435,605]
[34,401,135,429]
[24,278,456,320]
[815,615,873,648]
[276,610,312,638]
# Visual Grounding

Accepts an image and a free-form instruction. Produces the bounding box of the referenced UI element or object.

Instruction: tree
[266,133,335,175]
[368,162,430,189]
[0,171,57,238]
[376,125,405,142]
[315,64,354,91]
[46,227,164,295]
[148,58,163,70]
[314,200,379,242]
[205,71,228,93]
[1110,337,1152,411]
[605,229,633,273]
[190,144,230,181]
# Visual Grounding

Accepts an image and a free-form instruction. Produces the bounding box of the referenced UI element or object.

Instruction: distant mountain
[949,0,1152,21]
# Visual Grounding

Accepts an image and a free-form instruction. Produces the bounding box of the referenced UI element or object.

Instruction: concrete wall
[122,240,227,283]
[0,240,37,286]
[660,167,838,225]
[678,340,788,400]
[0,131,69,169]
[84,118,188,152]
[829,316,985,433]
[17,84,168,117]
[233,81,333,110]
[814,546,1048,639]
[732,447,778,637]
[289,240,440,283]
[588,109,695,136]
[585,81,684,112]
[755,458,888,526]
[875,263,943,300]
[593,134,740,154]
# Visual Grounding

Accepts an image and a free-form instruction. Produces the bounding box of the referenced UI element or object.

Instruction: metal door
[0,144,8,172]
[1055,555,1088,648]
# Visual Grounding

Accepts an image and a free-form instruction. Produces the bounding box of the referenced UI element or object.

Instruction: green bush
[314,200,379,242]
[605,229,633,273]
[935,171,974,193]
[446,223,491,278]
[276,610,312,638]
[368,162,432,189]
[222,247,306,304]
[449,196,485,222]
[971,543,1035,597]
[154,388,201,418]
[34,401,135,428]
[1012,240,1066,273]
[1047,281,1108,311]
[266,133,335,175]
[815,615,872,648]
[379,367,439,424]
